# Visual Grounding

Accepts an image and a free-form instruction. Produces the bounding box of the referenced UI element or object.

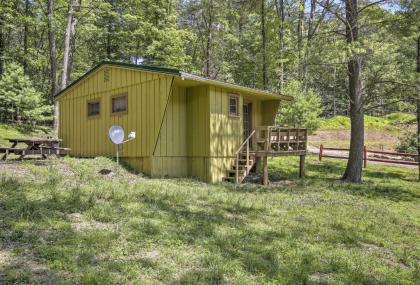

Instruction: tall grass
[0,156,419,284]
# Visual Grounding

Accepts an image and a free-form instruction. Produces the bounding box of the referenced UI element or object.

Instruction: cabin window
[111,94,128,114]
[229,95,239,117]
[87,99,100,117]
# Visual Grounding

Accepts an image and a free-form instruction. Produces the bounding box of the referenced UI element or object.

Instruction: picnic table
[0,138,70,160]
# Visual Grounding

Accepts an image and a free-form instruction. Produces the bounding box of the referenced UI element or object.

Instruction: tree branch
[358,0,389,14]
[315,0,348,26]
[365,99,408,112]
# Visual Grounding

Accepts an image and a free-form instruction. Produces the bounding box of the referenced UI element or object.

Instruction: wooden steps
[223,153,256,183]
[224,127,308,185]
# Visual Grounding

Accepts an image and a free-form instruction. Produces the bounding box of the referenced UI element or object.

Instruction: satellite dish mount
[108,126,136,173]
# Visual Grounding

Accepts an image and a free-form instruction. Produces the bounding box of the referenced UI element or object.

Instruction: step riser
[224,156,256,184]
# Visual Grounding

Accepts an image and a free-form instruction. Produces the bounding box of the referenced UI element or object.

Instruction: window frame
[228,94,240,118]
[87,98,101,119]
[110,93,128,116]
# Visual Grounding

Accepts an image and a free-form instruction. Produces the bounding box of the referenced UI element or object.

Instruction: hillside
[0,156,419,284]
[319,113,416,132]
[0,124,50,146]
[310,113,417,151]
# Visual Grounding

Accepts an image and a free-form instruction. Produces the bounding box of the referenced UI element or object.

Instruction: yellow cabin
[56,61,307,183]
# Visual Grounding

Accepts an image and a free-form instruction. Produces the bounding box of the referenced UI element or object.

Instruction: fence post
[363,146,367,168]
[319,144,323,161]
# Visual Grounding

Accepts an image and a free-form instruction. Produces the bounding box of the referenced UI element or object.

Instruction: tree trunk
[23,0,29,74]
[275,0,285,91]
[297,0,305,79]
[417,98,419,180]
[205,24,212,78]
[47,0,58,133]
[303,0,316,90]
[417,36,420,72]
[107,23,112,59]
[0,13,4,79]
[61,0,81,89]
[342,0,364,183]
[261,0,268,89]
[417,38,420,180]
[203,0,213,78]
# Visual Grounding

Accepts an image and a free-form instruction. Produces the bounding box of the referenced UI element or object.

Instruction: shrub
[395,131,418,154]
[276,80,322,132]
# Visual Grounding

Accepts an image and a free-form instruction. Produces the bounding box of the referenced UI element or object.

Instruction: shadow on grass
[264,157,420,202]
[1,158,418,284]
[0,178,99,283]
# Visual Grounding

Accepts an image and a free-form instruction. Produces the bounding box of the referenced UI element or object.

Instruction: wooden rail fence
[319,145,419,168]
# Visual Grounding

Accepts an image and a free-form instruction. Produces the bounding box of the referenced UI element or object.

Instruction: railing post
[363,146,367,168]
[319,144,323,161]
[236,153,239,184]
[246,140,249,173]
[266,127,270,152]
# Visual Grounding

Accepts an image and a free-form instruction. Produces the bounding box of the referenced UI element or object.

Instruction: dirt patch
[359,242,408,269]
[0,247,62,284]
[309,130,402,151]
[0,162,34,180]
[67,213,116,232]
[309,272,334,282]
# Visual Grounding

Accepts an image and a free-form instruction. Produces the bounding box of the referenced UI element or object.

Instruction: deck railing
[254,126,307,153]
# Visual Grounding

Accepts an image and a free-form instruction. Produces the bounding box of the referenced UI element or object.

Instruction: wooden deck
[224,127,307,184]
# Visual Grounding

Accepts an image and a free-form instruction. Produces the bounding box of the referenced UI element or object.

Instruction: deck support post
[299,154,306,178]
[262,156,268,185]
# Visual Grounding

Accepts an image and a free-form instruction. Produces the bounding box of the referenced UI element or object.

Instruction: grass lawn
[0,156,419,284]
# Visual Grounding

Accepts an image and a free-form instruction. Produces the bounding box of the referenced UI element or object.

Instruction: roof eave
[54,61,293,101]
[179,72,293,101]
[54,61,181,99]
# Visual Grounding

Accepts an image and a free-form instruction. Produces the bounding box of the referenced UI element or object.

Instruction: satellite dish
[109,125,124,144]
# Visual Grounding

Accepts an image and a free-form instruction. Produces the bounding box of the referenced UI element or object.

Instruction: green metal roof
[55,61,181,97]
[55,61,291,100]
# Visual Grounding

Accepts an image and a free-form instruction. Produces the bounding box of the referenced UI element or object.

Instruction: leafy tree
[0,63,51,125]
[276,80,322,132]
[396,131,418,154]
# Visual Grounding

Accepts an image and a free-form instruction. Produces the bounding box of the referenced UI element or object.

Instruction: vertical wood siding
[186,86,210,181]
[58,64,282,183]
[58,66,173,175]
[152,84,188,177]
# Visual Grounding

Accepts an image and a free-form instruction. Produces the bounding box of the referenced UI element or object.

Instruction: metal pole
[116,144,119,174]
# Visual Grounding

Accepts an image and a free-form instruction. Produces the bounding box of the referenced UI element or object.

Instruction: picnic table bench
[0,138,70,160]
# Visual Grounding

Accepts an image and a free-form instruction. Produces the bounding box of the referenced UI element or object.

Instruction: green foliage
[0,156,419,284]
[276,80,322,132]
[319,113,417,131]
[396,132,418,154]
[319,115,351,130]
[385,113,417,125]
[1,0,418,123]
[0,63,51,125]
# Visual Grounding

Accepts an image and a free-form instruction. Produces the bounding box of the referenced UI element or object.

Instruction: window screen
[229,95,239,117]
[111,94,128,114]
[87,100,100,117]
